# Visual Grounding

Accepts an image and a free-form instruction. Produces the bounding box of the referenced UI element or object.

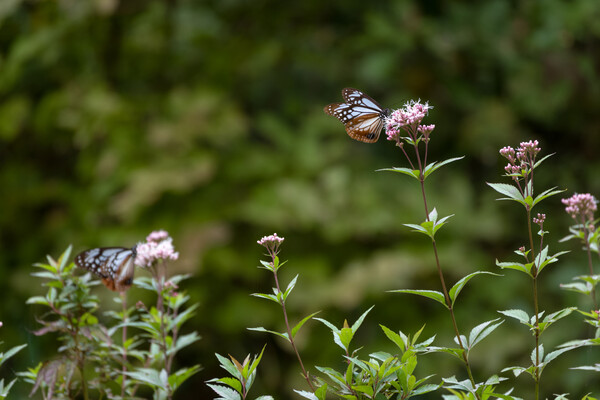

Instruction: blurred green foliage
[1,0,600,398]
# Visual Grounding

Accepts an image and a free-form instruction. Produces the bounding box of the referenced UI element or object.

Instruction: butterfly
[324,88,390,143]
[74,246,138,292]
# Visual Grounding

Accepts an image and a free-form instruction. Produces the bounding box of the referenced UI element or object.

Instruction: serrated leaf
[207,383,242,400]
[389,289,448,308]
[293,390,318,400]
[449,272,500,307]
[468,319,503,350]
[487,182,526,203]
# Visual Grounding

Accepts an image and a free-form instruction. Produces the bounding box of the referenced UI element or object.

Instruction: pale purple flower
[385,100,433,144]
[533,213,546,226]
[499,140,542,182]
[147,230,169,243]
[258,233,285,257]
[562,193,598,223]
[135,230,179,268]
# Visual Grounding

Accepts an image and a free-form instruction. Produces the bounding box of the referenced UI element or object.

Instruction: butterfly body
[75,246,138,292]
[324,88,390,143]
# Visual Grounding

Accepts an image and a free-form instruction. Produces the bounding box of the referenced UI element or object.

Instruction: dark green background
[2,0,600,398]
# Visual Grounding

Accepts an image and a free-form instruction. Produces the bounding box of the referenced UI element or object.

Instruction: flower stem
[272,266,315,392]
[527,208,540,400]
[584,230,599,311]
[120,292,128,398]
[419,178,478,396]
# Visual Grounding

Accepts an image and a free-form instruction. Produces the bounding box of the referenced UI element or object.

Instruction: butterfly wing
[75,247,137,292]
[324,88,388,143]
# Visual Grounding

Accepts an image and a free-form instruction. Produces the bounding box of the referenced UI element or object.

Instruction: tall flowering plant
[488,141,577,400]
[23,231,199,400]
[383,101,510,399]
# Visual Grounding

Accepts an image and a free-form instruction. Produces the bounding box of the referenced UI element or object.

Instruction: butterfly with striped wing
[324,88,390,143]
[75,246,138,292]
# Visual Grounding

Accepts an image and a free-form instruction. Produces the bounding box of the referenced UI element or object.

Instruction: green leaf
[0,344,26,366]
[25,296,49,306]
[498,309,530,324]
[423,156,464,179]
[427,346,464,361]
[291,311,320,338]
[339,327,353,350]
[294,389,319,400]
[487,182,526,204]
[389,289,448,308]
[467,319,503,350]
[126,368,163,388]
[496,259,532,275]
[247,327,290,342]
[247,345,267,377]
[559,282,591,295]
[531,187,565,208]
[351,305,374,332]
[543,347,574,365]
[449,271,500,307]
[207,383,242,400]
[403,223,430,236]
[380,325,405,352]
[250,293,280,303]
[283,274,299,301]
[378,167,421,180]
[169,365,201,390]
[215,353,243,380]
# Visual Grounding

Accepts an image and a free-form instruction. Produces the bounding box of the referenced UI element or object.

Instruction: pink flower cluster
[257,233,285,256]
[135,230,179,268]
[385,100,434,144]
[499,140,541,180]
[533,213,546,226]
[562,193,598,223]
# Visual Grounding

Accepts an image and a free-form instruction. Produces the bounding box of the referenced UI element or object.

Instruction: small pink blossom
[147,230,169,243]
[258,233,285,257]
[562,193,598,223]
[533,213,546,226]
[499,140,542,182]
[135,230,179,268]
[385,100,433,144]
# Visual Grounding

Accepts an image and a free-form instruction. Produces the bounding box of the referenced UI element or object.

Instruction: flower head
[562,193,598,223]
[499,140,541,182]
[533,213,546,226]
[257,233,285,258]
[385,100,433,144]
[135,230,179,268]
